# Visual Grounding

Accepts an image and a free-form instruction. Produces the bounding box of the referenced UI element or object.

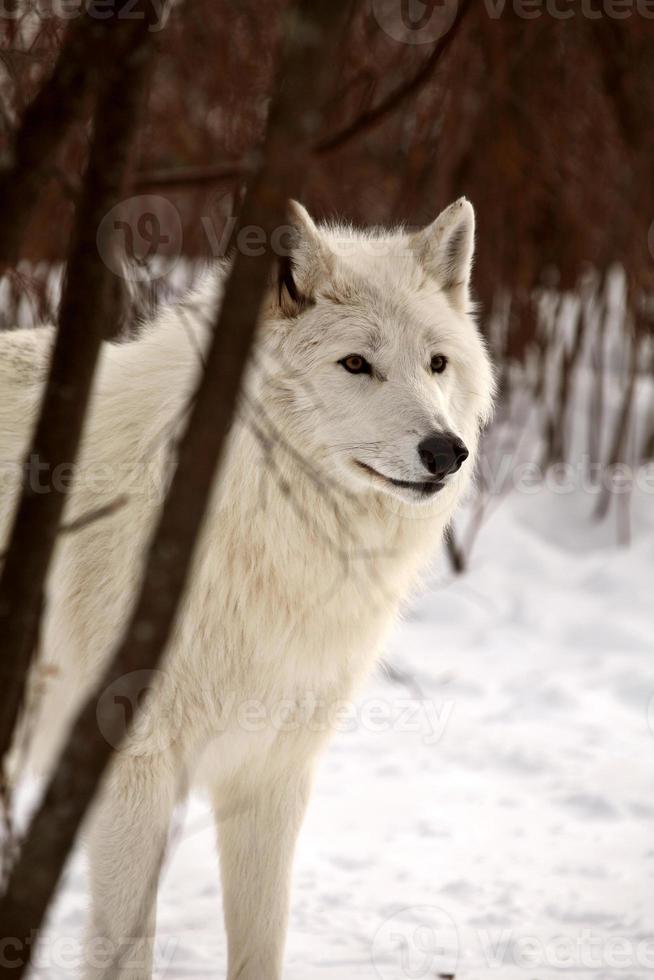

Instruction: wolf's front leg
[82,755,178,980]
[215,762,313,980]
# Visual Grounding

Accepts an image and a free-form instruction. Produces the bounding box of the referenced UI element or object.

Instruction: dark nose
[418,432,469,479]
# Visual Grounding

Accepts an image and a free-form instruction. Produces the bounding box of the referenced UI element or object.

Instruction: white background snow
[27,474,654,980]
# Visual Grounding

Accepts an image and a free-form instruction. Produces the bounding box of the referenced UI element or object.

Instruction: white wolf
[0,198,493,980]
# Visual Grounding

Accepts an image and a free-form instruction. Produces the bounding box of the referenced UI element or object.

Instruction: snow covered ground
[28,473,654,980]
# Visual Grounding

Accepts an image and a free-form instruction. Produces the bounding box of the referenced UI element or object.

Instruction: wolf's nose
[418,433,469,479]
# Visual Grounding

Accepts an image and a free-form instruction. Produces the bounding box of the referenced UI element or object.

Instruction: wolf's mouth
[354,461,444,497]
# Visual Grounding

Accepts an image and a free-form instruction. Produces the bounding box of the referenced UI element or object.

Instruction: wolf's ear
[410,197,475,312]
[276,201,333,316]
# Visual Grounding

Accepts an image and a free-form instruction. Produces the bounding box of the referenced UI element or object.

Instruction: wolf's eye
[431,354,448,374]
[339,354,371,375]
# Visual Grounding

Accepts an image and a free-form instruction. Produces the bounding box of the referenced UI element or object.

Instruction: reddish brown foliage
[1,1,654,352]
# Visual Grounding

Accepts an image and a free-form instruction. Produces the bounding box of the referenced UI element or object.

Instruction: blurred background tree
[1,0,653,502]
[3,1,653,327]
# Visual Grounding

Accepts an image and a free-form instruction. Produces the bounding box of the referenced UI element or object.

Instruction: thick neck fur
[135,271,465,625]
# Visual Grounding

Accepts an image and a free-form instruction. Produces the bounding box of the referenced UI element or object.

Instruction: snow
[27,474,654,980]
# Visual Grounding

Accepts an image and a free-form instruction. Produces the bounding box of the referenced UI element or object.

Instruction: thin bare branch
[134,161,251,190]
[595,325,641,521]
[59,495,130,537]
[315,0,473,154]
[0,496,129,563]
[0,7,159,775]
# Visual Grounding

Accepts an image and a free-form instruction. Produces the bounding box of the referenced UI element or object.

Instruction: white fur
[0,199,493,980]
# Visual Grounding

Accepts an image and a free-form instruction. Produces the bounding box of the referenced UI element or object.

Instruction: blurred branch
[443,524,466,575]
[132,0,473,195]
[0,8,159,777]
[590,18,644,151]
[0,496,129,562]
[0,0,354,968]
[0,2,165,268]
[316,0,472,154]
[58,495,130,537]
[543,297,586,466]
[134,160,250,190]
[594,324,641,522]
[588,274,609,472]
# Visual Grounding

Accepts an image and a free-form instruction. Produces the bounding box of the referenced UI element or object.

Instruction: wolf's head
[261,199,494,507]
